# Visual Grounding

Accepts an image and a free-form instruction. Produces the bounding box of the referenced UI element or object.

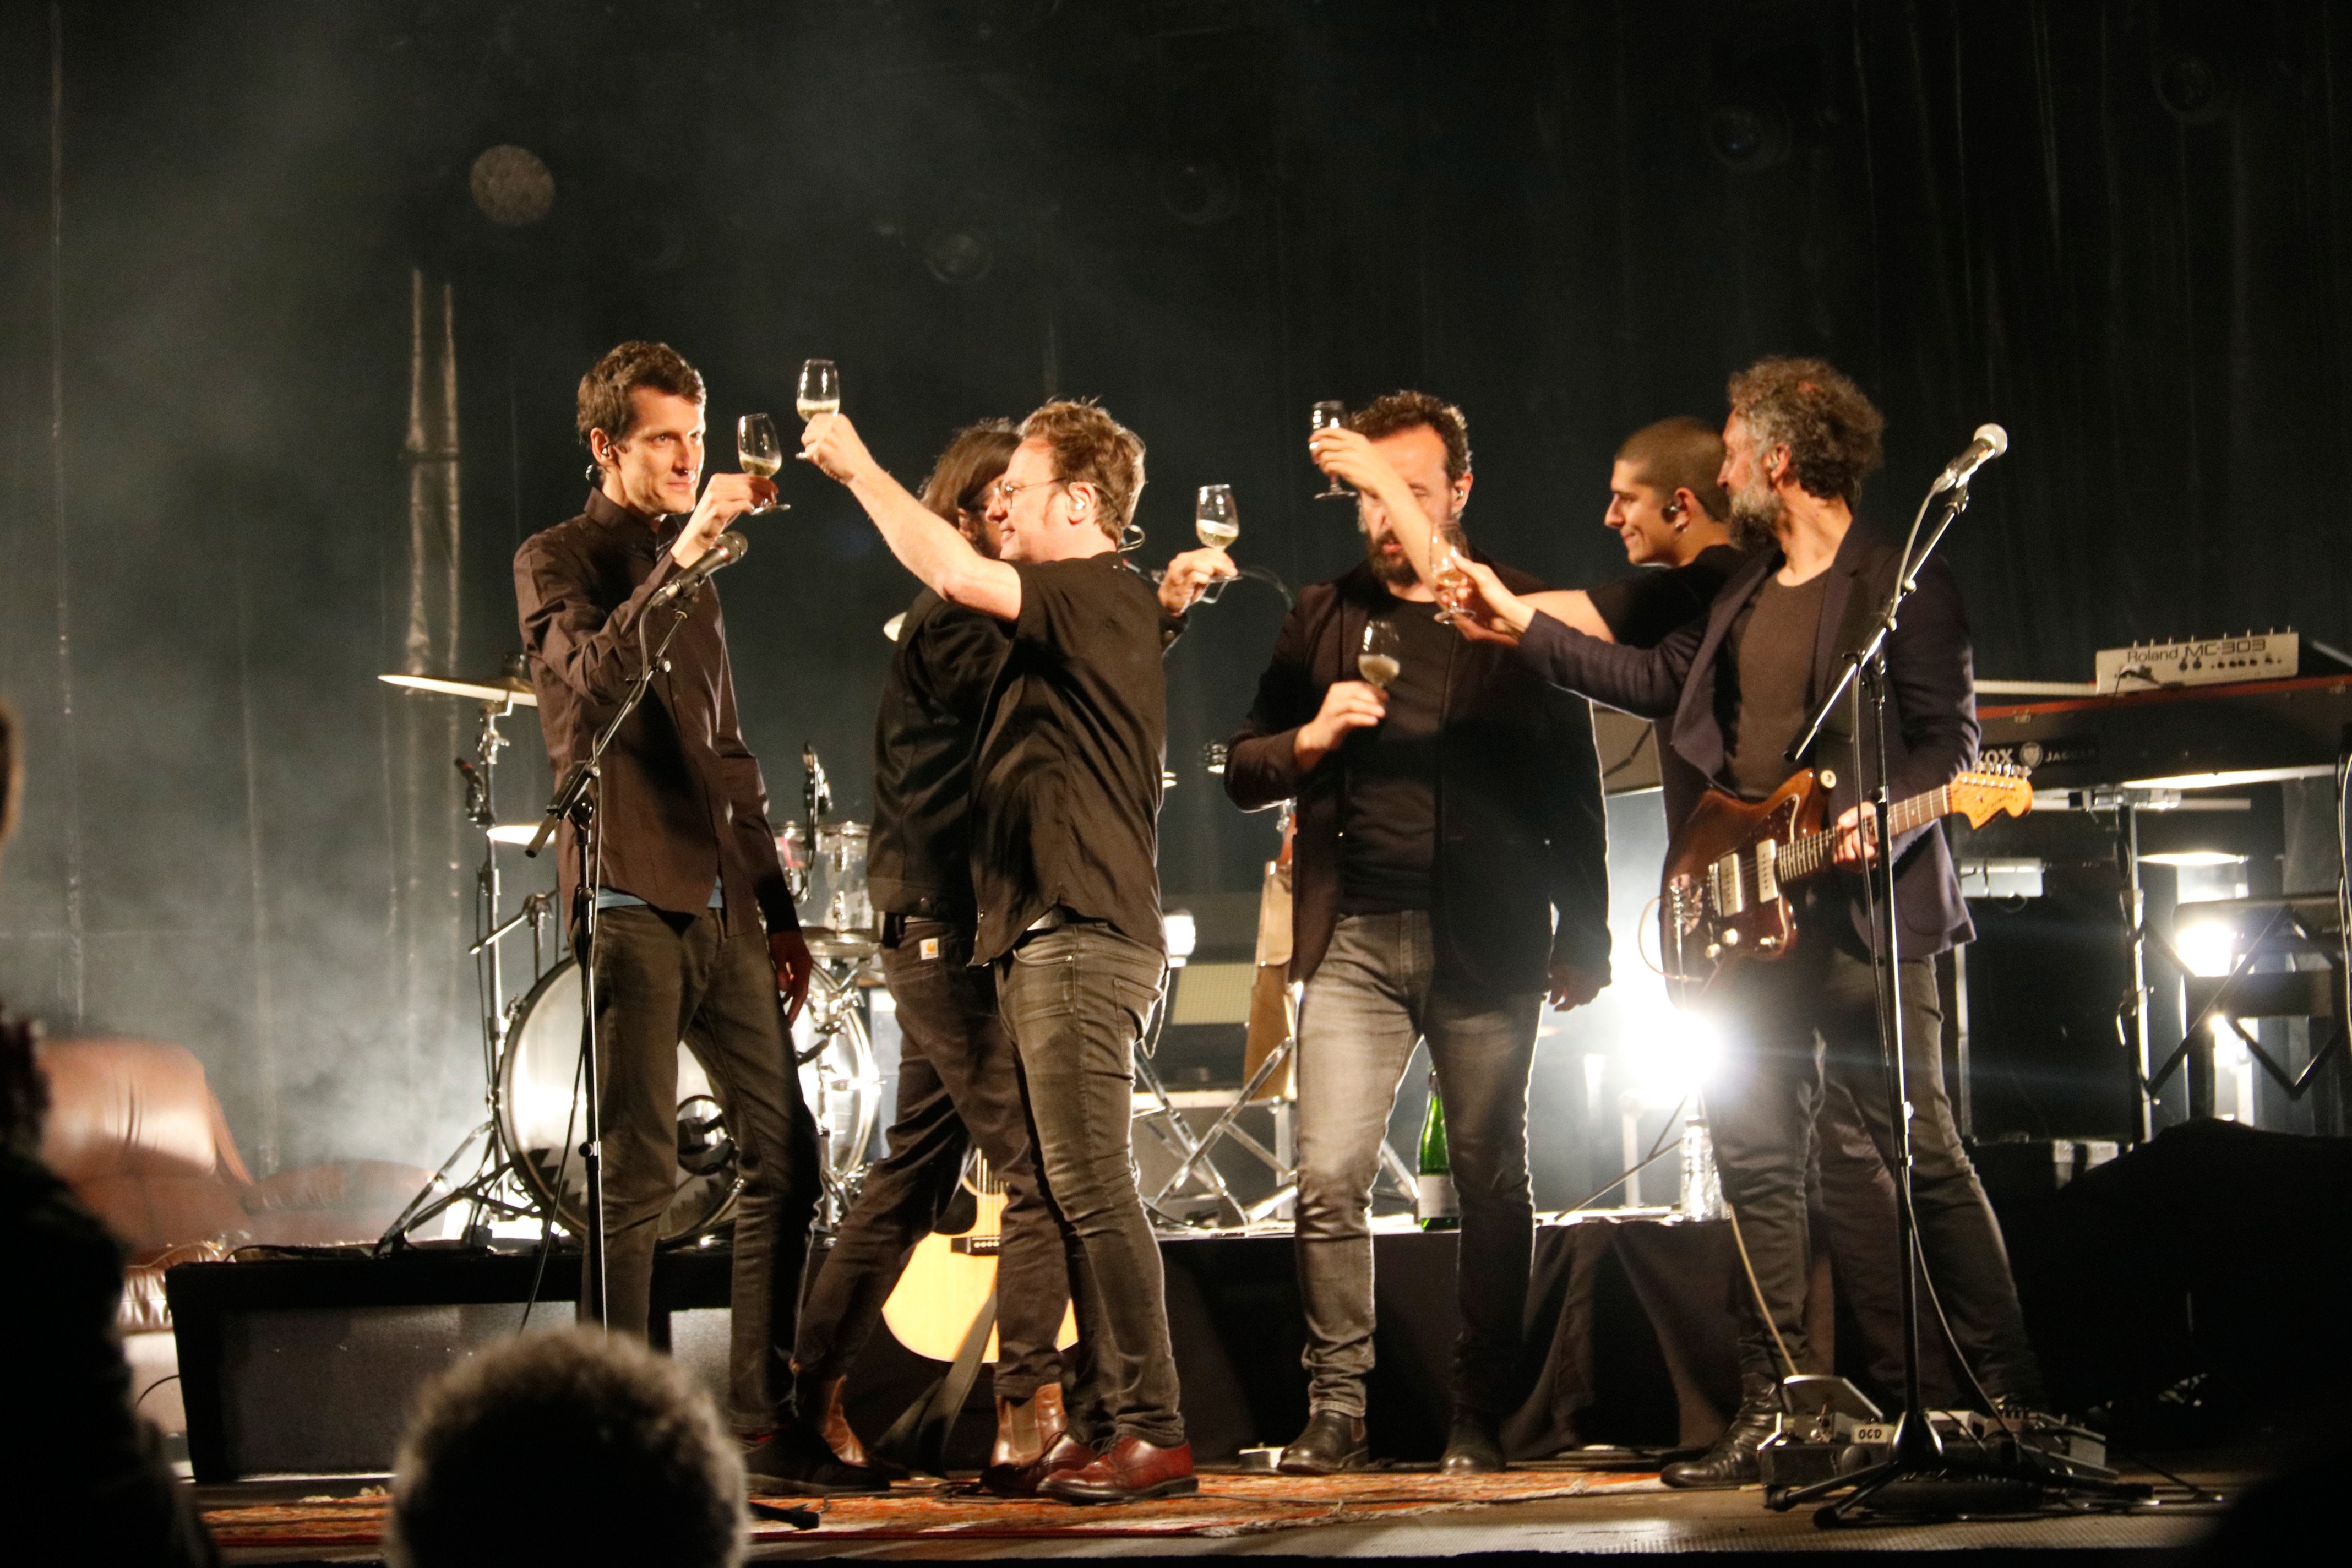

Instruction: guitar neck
[1779,782,1951,882]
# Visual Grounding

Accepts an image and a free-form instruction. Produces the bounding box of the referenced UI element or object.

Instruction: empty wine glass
[1359,617,1402,692]
[795,359,841,460]
[737,414,786,511]
[1194,484,1239,603]
[1310,400,1354,500]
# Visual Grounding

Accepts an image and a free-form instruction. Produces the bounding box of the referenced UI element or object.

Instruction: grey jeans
[1698,938,2044,1402]
[586,906,821,1433]
[997,915,1185,1447]
[1293,910,1544,1418]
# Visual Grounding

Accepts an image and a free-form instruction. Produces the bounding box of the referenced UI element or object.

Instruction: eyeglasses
[987,476,1070,507]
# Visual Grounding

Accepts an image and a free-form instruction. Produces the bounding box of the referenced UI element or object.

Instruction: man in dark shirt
[780,421,1085,1497]
[1452,357,2049,1487]
[1226,392,1612,1477]
[513,341,825,1494]
[803,398,1230,1505]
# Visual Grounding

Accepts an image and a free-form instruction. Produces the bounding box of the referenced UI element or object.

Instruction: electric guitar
[881,1152,1079,1363]
[1658,765,2032,994]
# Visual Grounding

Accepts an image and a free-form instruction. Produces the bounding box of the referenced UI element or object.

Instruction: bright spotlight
[1163,909,1197,968]
[1630,1007,1720,1110]
[2175,919,2237,979]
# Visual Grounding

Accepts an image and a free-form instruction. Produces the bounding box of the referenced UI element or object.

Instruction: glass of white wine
[1310,400,1354,500]
[795,358,841,460]
[737,414,785,511]
[1430,525,1472,623]
[1194,483,1239,603]
[1359,617,1402,693]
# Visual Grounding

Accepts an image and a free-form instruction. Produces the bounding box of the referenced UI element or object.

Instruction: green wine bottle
[1416,1070,1459,1231]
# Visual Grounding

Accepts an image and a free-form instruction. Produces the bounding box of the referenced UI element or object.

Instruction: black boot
[1660,1387,1782,1490]
[1439,1409,1506,1474]
[1277,1409,1370,1475]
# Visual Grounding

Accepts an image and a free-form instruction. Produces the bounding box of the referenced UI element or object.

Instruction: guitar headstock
[1948,763,2034,827]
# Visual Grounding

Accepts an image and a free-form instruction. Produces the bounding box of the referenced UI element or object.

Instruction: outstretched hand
[800,410,875,484]
[1445,558,1535,645]
[1158,546,1237,614]
[674,472,777,568]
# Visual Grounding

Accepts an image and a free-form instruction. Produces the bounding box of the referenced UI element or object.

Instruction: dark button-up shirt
[868,589,1009,922]
[514,489,797,940]
[971,555,1174,964]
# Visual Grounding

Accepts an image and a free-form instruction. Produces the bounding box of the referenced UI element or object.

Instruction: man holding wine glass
[1223,390,1612,1477]
[800,395,1229,1505]
[512,340,830,1495]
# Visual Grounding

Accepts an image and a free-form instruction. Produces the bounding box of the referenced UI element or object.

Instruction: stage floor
[191,1457,2233,1564]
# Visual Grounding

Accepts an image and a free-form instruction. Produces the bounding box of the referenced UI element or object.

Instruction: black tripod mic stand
[524,574,710,1327]
[1764,479,2149,1524]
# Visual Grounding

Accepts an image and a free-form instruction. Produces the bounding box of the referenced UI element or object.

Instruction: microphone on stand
[1931,423,2009,493]
[649,530,749,607]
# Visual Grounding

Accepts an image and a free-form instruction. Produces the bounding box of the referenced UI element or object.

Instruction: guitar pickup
[1755,837,1778,903]
[1711,854,1745,917]
[950,1236,1002,1257]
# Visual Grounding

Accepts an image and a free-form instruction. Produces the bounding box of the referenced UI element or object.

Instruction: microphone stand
[1770,480,2146,1522]
[524,583,704,1329]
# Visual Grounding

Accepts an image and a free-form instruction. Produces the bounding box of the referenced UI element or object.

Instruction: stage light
[2175,918,2237,979]
[1164,908,1197,968]
[925,227,994,285]
[1705,102,1790,172]
[1630,1006,1720,1110]
[2140,851,2245,868]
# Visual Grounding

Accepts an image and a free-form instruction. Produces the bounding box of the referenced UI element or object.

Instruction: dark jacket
[867,589,1008,923]
[1515,524,1978,957]
[514,491,799,941]
[1224,559,1612,993]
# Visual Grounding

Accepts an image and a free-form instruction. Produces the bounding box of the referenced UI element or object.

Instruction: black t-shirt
[1586,544,1749,647]
[1337,595,1456,914]
[1722,570,1831,801]
[868,589,1009,922]
[971,554,1173,962]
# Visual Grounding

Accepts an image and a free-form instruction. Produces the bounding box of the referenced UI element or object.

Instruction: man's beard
[1366,539,1419,586]
[1726,480,1784,552]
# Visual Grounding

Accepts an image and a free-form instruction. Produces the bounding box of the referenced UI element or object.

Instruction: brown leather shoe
[981,1384,1079,1498]
[1038,1435,1198,1504]
[795,1369,908,1479]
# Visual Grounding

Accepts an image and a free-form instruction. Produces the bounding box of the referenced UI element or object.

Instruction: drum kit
[374,666,884,1255]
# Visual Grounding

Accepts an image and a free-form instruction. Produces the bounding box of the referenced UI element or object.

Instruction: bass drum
[498,958,882,1244]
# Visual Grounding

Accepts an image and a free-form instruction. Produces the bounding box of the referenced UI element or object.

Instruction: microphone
[649,530,749,607]
[1931,423,2009,493]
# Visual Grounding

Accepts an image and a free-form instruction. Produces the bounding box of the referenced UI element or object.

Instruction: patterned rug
[202,1468,1667,1550]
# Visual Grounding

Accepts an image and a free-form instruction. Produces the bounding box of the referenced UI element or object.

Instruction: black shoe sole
[1039,1475,1200,1505]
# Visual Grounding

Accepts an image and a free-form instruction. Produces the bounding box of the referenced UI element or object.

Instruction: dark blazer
[1225,559,1612,994]
[1515,524,1978,957]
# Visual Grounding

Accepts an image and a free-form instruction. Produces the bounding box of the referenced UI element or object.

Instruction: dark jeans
[997,915,1185,1448]
[586,906,821,1432]
[1698,938,2044,1402]
[1814,1081,1959,1404]
[795,918,1070,1400]
[1293,911,1544,1418]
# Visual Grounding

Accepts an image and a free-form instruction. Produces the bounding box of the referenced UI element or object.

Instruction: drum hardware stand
[1766,473,2148,1525]
[378,682,559,1253]
[521,582,711,1326]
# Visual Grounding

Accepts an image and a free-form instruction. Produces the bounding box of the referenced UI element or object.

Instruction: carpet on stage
[198,1468,1665,1550]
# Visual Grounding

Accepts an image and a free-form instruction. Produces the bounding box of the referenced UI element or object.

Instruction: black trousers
[585,906,821,1432]
[794,918,1071,1400]
[1698,935,2045,1403]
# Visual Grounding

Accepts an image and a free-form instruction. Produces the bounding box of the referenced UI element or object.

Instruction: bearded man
[1223,390,1611,1475]
[1450,357,2051,1487]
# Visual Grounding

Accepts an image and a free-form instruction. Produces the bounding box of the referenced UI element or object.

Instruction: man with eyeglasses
[802,400,1229,1505]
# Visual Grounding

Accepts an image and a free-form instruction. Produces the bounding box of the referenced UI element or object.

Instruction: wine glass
[737,414,786,511]
[1430,525,1472,623]
[1310,400,1354,500]
[795,359,841,460]
[1358,618,1402,693]
[1193,484,1239,603]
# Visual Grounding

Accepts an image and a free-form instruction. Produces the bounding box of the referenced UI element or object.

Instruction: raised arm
[803,413,1023,622]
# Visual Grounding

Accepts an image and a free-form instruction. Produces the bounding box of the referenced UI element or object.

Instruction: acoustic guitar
[881,1152,1079,1363]
[1658,764,2032,994]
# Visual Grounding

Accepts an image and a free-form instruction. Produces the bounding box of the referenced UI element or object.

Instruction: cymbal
[380,672,538,707]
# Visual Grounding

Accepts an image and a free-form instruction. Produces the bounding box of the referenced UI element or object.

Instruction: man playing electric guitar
[1448,357,2055,1488]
